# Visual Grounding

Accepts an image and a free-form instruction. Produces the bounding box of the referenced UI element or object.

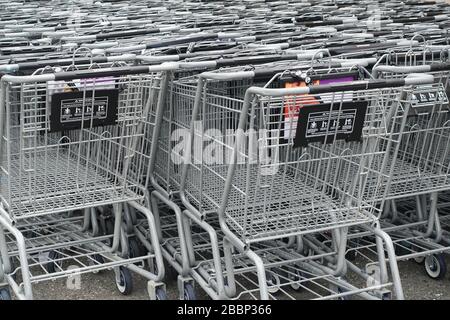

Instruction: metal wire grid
[151,78,199,193]
[4,214,153,285]
[151,65,346,194]
[386,192,450,244]
[0,73,160,219]
[365,84,450,199]
[151,75,267,194]
[371,69,450,190]
[344,226,450,264]
[276,83,450,202]
[220,243,392,300]
[146,211,389,300]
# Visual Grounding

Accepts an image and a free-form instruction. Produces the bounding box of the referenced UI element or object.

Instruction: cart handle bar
[244,74,435,96]
[1,57,376,83]
[373,62,450,78]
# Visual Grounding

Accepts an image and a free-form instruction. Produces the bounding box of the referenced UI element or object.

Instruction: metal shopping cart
[0,64,176,299]
[340,58,450,281]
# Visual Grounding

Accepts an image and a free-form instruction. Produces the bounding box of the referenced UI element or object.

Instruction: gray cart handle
[372,62,450,78]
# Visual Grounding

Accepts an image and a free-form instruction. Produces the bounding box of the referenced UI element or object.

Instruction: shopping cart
[0,64,176,299]
[340,59,450,281]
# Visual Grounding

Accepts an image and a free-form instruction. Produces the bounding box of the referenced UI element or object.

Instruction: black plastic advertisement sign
[293,100,368,148]
[50,89,119,132]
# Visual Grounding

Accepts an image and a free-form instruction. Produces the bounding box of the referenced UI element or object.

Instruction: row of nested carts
[0,0,450,300]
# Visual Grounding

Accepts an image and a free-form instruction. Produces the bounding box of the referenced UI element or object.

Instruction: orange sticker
[283,80,319,140]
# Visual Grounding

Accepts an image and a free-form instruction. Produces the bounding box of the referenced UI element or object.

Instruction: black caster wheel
[116,267,133,295]
[45,250,62,274]
[288,270,306,291]
[129,238,146,258]
[148,258,160,276]
[129,238,143,257]
[128,238,146,268]
[164,261,178,282]
[266,270,281,294]
[155,287,167,300]
[0,288,11,300]
[381,291,392,300]
[424,254,447,280]
[183,283,197,300]
[104,219,115,247]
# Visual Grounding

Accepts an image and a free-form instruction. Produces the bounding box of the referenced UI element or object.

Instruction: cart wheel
[45,250,62,274]
[381,291,392,300]
[287,269,305,291]
[148,258,159,275]
[413,256,425,264]
[129,238,146,259]
[155,287,167,300]
[104,218,115,246]
[0,288,11,300]
[164,261,178,282]
[183,283,196,300]
[266,270,281,293]
[129,238,141,257]
[424,254,447,280]
[115,267,133,295]
[129,238,146,268]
